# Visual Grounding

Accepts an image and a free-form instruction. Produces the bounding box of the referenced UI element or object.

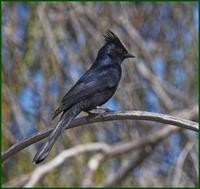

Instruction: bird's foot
[85,107,113,120]
[85,111,99,121]
[93,107,113,119]
[95,111,108,119]
[95,106,114,113]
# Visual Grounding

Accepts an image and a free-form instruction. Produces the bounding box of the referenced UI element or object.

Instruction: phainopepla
[33,30,135,164]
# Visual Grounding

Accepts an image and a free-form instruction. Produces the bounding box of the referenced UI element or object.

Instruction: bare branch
[24,126,176,187]
[3,173,31,187]
[82,153,105,186]
[99,106,198,187]
[172,141,195,186]
[24,143,110,187]
[99,148,155,187]
[2,110,198,163]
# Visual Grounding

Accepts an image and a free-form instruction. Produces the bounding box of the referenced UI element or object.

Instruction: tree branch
[2,110,198,163]
[25,126,177,187]
[99,147,156,187]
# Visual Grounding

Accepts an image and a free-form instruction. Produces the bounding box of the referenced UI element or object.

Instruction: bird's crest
[104,30,126,50]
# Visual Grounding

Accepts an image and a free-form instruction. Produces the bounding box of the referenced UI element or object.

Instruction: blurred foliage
[2,2,198,187]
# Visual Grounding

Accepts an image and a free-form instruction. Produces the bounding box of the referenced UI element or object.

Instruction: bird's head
[103,30,135,62]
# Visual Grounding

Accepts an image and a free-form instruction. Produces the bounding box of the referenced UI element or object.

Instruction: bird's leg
[85,107,113,120]
[95,106,114,113]
[85,110,98,116]
[85,110,99,120]
[93,106,114,119]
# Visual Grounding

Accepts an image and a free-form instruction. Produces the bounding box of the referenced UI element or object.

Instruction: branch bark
[2,110,198,163]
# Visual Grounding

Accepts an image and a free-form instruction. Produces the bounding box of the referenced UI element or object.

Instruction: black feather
[104,30,125,49]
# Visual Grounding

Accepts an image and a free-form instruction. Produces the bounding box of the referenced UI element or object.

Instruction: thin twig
[172,141,195,186]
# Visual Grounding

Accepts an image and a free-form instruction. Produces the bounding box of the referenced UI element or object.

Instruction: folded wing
[52,65,121,119]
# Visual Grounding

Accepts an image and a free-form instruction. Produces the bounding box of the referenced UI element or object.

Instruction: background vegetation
[2,2,198,187]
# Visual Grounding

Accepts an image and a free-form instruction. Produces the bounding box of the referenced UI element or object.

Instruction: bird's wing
[52,65,120,119]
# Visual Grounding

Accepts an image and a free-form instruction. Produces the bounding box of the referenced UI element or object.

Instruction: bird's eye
[116,48,124,54]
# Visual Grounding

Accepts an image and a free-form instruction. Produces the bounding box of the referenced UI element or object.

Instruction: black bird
[33,30,135,164]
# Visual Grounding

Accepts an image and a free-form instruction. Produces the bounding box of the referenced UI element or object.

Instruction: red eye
[116,48,124,54]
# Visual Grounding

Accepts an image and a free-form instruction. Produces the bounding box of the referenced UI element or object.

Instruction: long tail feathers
[33,105,81,164]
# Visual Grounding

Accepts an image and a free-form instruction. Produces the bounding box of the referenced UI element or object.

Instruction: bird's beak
[125,53,135,59]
